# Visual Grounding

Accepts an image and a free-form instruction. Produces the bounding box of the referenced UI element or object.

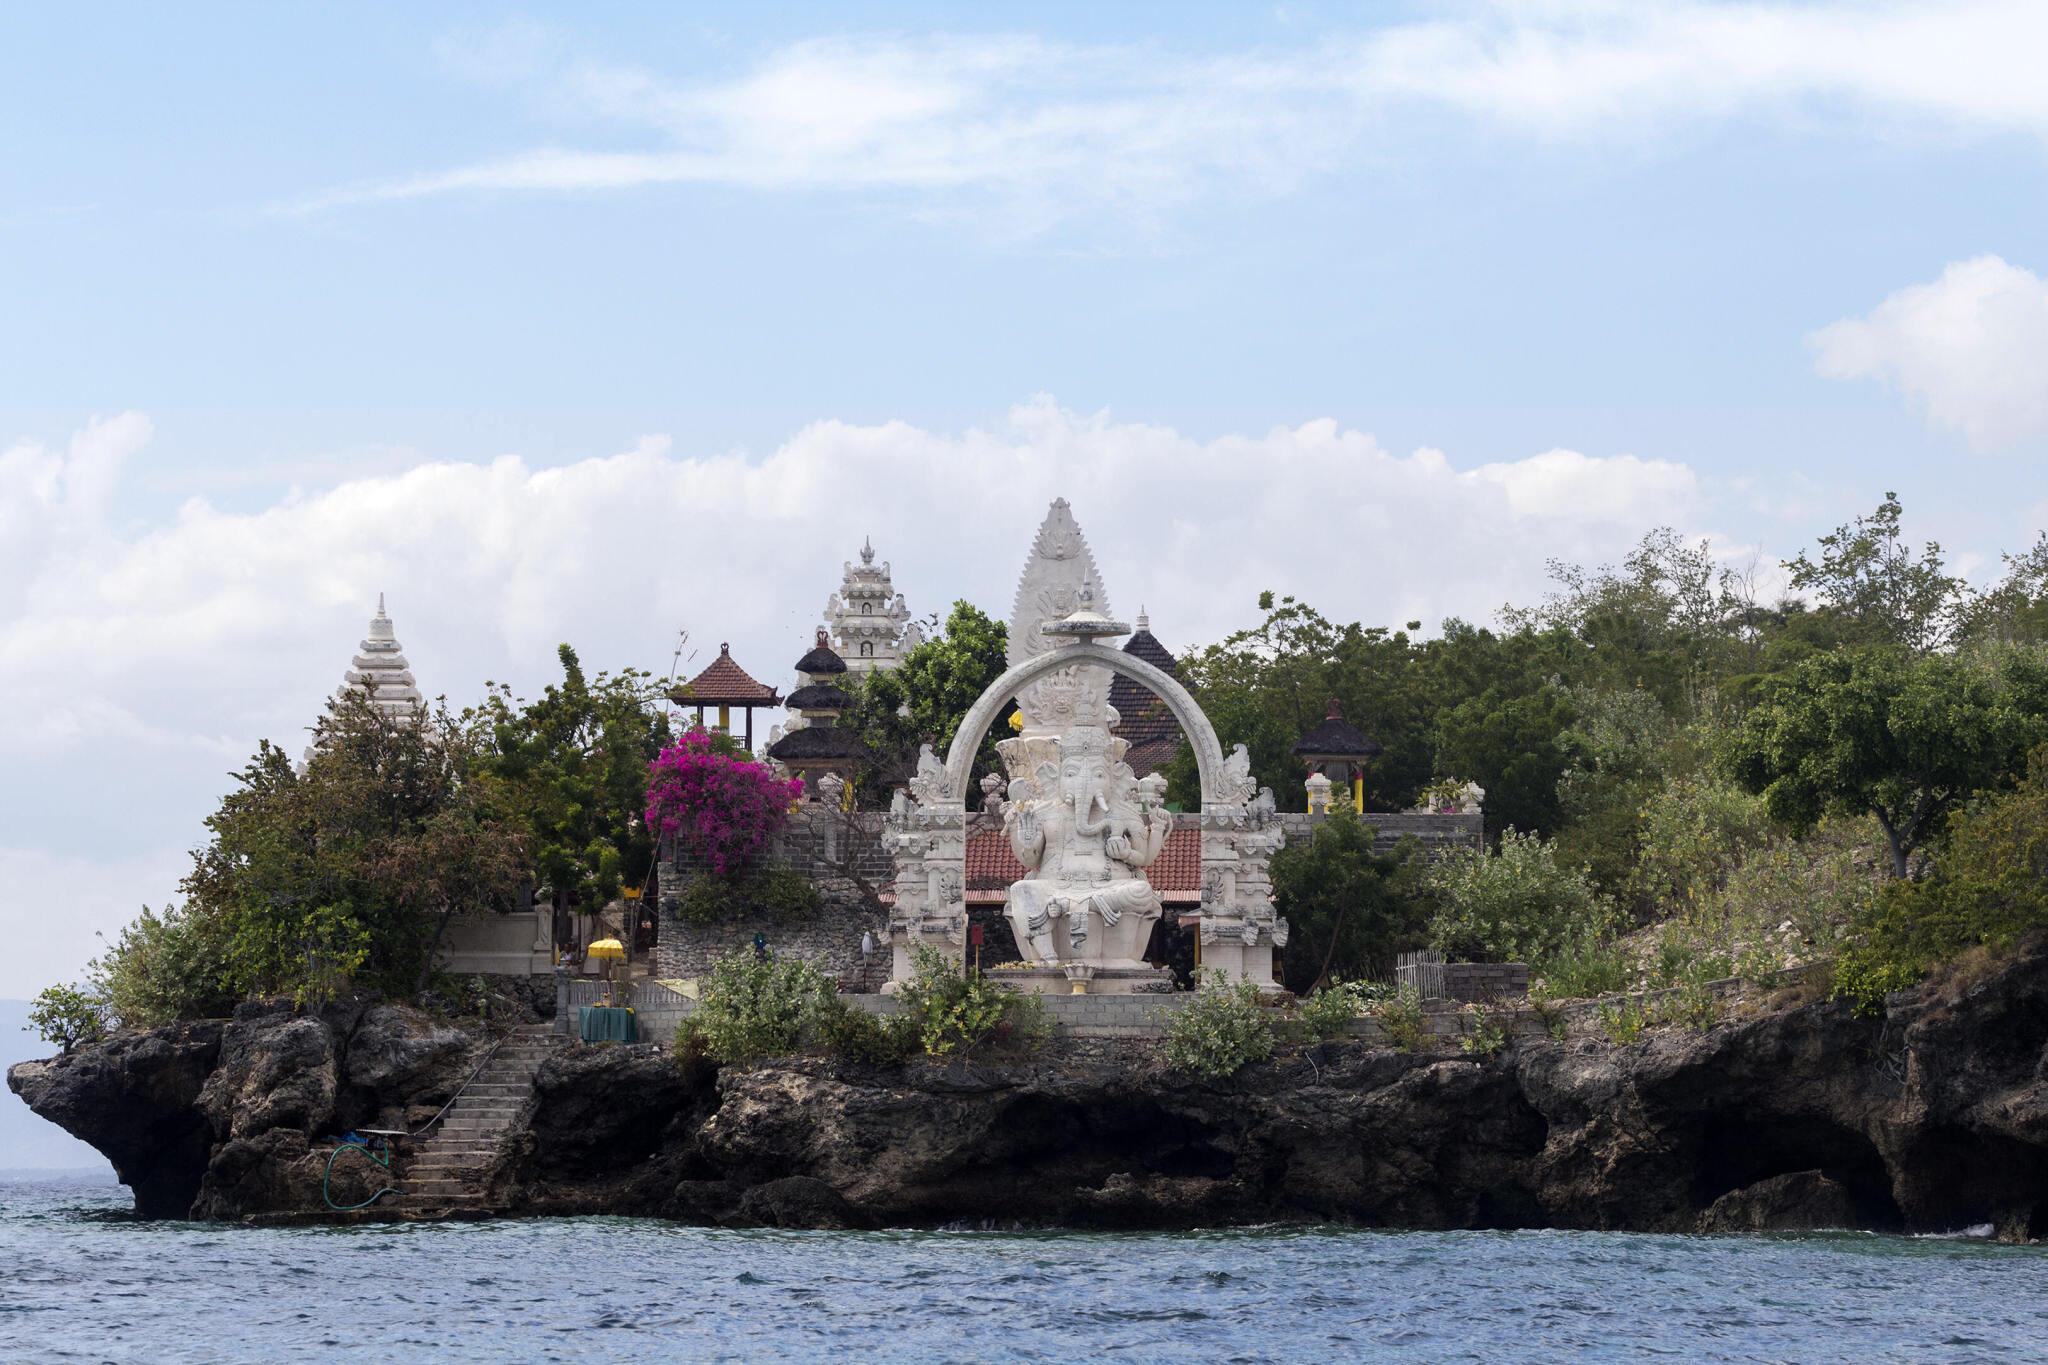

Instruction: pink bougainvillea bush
[644,731,805,876]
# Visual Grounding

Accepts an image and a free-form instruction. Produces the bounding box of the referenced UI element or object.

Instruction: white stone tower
[823,536,922,675]
[336,594,424,719]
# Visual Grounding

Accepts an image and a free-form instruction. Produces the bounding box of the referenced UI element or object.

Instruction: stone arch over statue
[881,639,1283,994]
[938,642,1227,805]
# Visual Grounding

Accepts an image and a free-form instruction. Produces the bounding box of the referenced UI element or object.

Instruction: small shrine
[669,644,781,750]
[884,499,1286,995]
[767,629,868,801]
[1294,700,1382,814]
[336,594,425,718]
[1107,608,1186,778]
[823,536,923,675]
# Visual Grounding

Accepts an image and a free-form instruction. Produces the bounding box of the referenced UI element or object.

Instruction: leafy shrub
[1293,983,1361,1041]
[1164,974,1277,1078]
[89,903,237,1027]
[644,729,804,875]
[28,983,108,1054]
[1708,822,1876,968]
[1652,962,1723,1030]
[1534,934,1629,999]
[1458,1005,1511,1057]
[682,949,838,1064]
[893,946,1046,1058]
[815,999,918,1064]
[1649,922,1732,990]
[1429,829,1614,966]
[671,863,821,928]
[1629,774,1773,916]
[1526,991,1570,1041]
[1597,997,1649,1044]
[1828,746,2048,1013]
[1371,985,1427,1053]
[1830,946,1922,1017]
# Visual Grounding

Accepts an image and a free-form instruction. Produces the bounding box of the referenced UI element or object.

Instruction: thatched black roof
[786,683,854,712]
[794,627,848,676]
[1292,700,1382,759]
[768,724,868,762]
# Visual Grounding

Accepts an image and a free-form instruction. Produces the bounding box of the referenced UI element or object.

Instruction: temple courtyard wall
[653,805,1483,988]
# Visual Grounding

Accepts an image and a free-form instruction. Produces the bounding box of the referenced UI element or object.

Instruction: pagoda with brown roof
[1107,608,1186,778]
[669,643,781,749]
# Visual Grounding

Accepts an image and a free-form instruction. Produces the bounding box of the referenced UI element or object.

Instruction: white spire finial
[1136,604,1149,632]
[377,591,386,617]
[860,535,875,564]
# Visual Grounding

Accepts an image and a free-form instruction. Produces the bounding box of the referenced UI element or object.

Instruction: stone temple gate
[885,500,1286,993]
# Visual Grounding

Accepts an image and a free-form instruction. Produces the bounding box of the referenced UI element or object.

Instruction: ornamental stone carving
[883,499,1285,996]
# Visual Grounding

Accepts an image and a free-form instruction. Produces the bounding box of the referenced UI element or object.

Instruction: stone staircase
[400,1023,563,1213]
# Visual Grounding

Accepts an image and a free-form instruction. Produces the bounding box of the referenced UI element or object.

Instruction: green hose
[323,1137,402,1211]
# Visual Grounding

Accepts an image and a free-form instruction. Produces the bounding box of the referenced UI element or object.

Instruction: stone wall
[1439,963,1531,1002]
[653,807,1482,987]
[655,806,891,987]
[1274,810,1484,858]
[439,910,553,976]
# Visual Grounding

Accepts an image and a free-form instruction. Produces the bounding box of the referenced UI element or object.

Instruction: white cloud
[1,400,1725,989]
[291,3,2048,226]
[1810,254,2048,449]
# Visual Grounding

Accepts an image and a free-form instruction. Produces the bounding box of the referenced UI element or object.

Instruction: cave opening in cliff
[1692,1113,1903,1230]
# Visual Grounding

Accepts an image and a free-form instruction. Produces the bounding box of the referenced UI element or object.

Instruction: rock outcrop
[7,1019,223,1218]
[9,999,482,1219]
[12,946,2048,1236]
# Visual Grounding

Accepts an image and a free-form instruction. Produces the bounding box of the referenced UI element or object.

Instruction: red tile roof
[964,825,1201,902]
[673,643,782,705]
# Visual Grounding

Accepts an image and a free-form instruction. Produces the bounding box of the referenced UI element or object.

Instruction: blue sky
[3,1,2047,1009]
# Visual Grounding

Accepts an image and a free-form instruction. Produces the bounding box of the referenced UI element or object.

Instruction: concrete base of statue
[984,962,1176,996]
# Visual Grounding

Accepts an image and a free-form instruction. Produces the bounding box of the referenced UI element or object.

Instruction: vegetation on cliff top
[30,492,2048,1051]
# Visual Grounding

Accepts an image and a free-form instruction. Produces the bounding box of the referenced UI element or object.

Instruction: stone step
[408,1180,484,1198]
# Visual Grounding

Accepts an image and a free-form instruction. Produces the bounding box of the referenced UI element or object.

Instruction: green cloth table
[578,1005,636,1043]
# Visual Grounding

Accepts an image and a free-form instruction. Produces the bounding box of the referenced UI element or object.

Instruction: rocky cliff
[9,998,481,1218]
[12,945,2047,1236]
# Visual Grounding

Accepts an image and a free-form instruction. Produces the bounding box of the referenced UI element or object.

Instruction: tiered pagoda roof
[671,644,781,707]
[1107,609,1185,778]
[1293,699,1383,762]
[823,536,921,674]
[338,594,424,719]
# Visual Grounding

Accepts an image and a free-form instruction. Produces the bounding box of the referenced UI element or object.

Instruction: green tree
[464,644,671,923]
[1434,680,1575,838]
[1427,828,1614,966]
[1958,533,2048,649]
[1784,492,1968,654]
[112,689,533,1013]
[28,983,107,1053]
[1268,809,1431,993]
[840,601,1009,800]
[1169,593,1434,811]
[1724,646,2047,877]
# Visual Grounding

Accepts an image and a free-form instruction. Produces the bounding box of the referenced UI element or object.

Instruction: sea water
[2,1174,2044,1363]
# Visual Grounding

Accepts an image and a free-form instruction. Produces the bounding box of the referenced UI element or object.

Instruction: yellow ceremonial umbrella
[587,937,627,1004]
